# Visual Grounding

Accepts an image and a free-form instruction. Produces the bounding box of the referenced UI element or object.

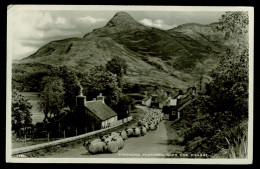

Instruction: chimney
[97,93,105,103]
[76,95,86,107]
[76,85,86,107]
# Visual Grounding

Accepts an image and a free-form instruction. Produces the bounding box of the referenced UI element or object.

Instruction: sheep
[137,120,143,126]
[91,138,102,143]
[149,123,157,131]
[133,127,141,137]
[101,134,110,140]
[103,136,113,143]
[138,119,146,126]
[159,115,163,121]
[119,130,128,140]
[140,126,147,136]
[110,132,119,138]
[101,134,113,142]
[156,118,160,125]
[112,136,124,150]
[125,128,134,137]
[105,140,119,153]
[143,122,149,131]
[83,140,106,154]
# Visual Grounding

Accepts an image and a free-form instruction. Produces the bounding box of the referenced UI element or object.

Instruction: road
[46,115,170,158]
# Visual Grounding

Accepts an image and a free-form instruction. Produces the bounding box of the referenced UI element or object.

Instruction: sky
[8,6,226,60]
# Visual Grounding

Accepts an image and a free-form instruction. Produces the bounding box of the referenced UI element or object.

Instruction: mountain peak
[83,11,149,38]
[114,11,133,18]
[105,11,148,30]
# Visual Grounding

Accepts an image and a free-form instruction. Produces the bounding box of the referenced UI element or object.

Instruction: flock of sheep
[83,109,164,154]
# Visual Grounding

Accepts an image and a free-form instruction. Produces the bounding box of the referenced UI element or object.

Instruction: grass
[224,128,248,158]
[12,138,62,149]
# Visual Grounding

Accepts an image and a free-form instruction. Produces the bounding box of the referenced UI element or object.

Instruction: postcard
[6,5,254,164]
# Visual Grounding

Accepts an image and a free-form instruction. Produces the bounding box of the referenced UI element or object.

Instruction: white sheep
[125,128,134,137]
[110,132,119,138]
[119,130,128,140]
[137,120,143,126]
[138,119,146,126]
[105,140,119,153]
[143,123,149,131]
[83,140,106,154]
[112,136,124,150]
[133,127,141,137]
[156,118,160,124]
[101,134,110,140]
[149,123,157,131]
[91,138,102,143]
[140,126,147,136]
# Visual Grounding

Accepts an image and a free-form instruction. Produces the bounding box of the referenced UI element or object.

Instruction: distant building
[142,96,152,107]
[151,94,168,109]
[169,98,178,106]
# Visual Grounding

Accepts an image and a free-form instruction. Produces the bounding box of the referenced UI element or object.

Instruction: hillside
[19,12,227,90]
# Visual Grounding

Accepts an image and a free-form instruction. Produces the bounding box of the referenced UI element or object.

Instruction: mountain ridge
[19,12,227,90]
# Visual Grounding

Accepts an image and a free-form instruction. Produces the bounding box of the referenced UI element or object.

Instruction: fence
[12,116,133,156]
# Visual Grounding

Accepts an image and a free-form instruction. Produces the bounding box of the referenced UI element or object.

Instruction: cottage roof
[85,101,117,121]
[172,93,180,99]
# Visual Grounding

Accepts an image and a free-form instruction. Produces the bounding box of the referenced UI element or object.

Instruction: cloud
[9,11,83,60]
[9,11,109,60]
[78,16,105,23]
[139,18,177,30]
[12,40,39,60]
[55,17,67,24]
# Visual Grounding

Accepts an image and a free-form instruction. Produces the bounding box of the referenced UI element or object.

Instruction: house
[128,93,144,104]
[142,96,152,107]
[169,98,178,106]
[85,98,118,130]
[75,93,118,133]
[150,94,168,108]
[162,97,178,115]
[168,89,196,121]
[36,92,118,137]
[185,86,196,96]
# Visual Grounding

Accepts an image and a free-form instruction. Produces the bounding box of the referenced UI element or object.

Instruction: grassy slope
[19,34,190,90]
[19,22,226,91]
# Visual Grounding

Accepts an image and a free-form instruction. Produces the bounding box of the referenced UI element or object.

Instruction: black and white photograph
[6,5,254,164]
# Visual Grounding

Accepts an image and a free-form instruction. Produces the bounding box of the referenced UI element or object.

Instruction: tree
[49,66,81,109]
[217,11,249,50]
[38,77,65,122]
[204,11,249,119]
[170,11,250,156]
[23,71,49,92]
[106,56,127,88]
[80,65,121,109]
[116,95,134,119]
[80,65,133,119]
[12,90,32,137]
